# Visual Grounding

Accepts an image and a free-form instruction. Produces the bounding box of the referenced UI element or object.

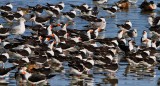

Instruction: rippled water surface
[1,0,160,86]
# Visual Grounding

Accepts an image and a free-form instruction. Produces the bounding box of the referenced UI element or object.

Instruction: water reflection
[102,75,118,86]
[124,65,155,77]
[69,74,94,86]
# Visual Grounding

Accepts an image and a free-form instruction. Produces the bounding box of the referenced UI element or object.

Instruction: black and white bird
[0,3,13,12]
[0,53,10,68]
[104,59,119,75]
[30,14,52,26]
[62,10,76,20]
[56,2,65,11]
[18,66,51,86]
[90,17,106,31]
[0,65,17,78]
[9,46,31,58]
[116,20,132,31]
[148,15,160,26]
[44,5,61,18]
[1,12,14,22]
[103,5,118,16]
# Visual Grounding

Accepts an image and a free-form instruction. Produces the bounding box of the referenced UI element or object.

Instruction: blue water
[1,0,160,86]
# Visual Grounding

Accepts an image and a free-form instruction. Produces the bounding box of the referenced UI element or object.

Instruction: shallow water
[1,0,160,86]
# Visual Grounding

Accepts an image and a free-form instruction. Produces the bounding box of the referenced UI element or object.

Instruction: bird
[0,24,10,36]
[0,18,26,38]
[62,10,76,21]
[0,65,17,78]
[126,52,143,67]
[44,5,61,18]
[139,0,157,11]
[115,0,130,9]
[68,61,85,75]
[56,2,65,11]
[13,10,24,20]
[103,5,118,16]
[123,29,138,40]
[1,12,14,22]
[0,53,10,68]
[9,46,31,58]
[28,4,44,16]
[103,59,119,75]
[0,3,13,12]
[116,20,132,31]
[18,66,52,86]
[148,15,160,26]
[89,17,106,31]
[10,18,26,35]
[30,14,52,26]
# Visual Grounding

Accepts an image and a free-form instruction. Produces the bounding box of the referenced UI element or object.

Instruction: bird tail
[46,74,56,79]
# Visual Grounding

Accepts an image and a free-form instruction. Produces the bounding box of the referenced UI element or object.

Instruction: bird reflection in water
[70,74,94,86]
[123,65,155,77]
[101,74,118,86]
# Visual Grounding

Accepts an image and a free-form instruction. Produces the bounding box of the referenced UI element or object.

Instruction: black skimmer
[116,20,132,31]
[80,6,99,16]
[139,0,157,11]
[56,2,65,11]
[1,40,23,50]
[62,10,76,20]
[118,40,136,55]
[82,57,94,72]
[141,50,157,68]
[94,53,113,65]
[88,17,106,31]
[28,4,44,16]
[0,53,9,68]
[0,65,17,78]
[103,5,118,16]
[126,52,143,67]
[46,2,65,11]
[9,46,31,58]
[68,61,85,75]
[104,59,119,75]
[30,14,52,26]
[0,24,10,36]
[1,12,14,22]
[70,3,89,12]
[0,3,13,12]
[18,66,52,86]
[44,5,60,18]
[13,10,24,20]
[148,15,160,26]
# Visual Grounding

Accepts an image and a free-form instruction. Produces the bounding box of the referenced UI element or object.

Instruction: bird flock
[0,0,160,86]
